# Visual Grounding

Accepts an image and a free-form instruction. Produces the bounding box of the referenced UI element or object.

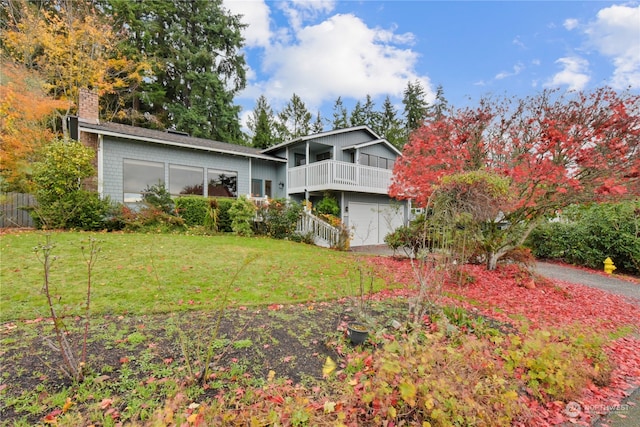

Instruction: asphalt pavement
[534,261,640,304]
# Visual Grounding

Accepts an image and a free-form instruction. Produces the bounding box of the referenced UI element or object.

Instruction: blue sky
[222,0,640,130]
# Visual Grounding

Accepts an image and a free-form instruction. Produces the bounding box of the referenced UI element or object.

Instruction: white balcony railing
[287,160,392,194]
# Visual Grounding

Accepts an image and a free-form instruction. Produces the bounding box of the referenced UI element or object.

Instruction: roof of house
[261,126,402,156]
[78,121,287,162]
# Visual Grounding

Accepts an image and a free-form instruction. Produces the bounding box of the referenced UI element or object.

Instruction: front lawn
[1,231,639,426]
[0,231,383,322]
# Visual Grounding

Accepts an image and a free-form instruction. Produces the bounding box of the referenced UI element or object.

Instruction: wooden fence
[0,193,36,228]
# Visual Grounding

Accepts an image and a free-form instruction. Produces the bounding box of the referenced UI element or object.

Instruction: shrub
[175,196,208,227]
[497,328,611,401]
[342,333,523,426]
[215,198,234,232]
[314,193,340,216]
[142,182,174,214]
[229,197,255,236]
[384,214,432,256]
[527,201,639,274]
[31,139,113,230]
[116,205,185,233]
[260,198,303,240]
[31,190,112,230]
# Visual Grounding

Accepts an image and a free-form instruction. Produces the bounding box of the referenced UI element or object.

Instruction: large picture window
[208,169,237,197]
[123,159,164,203]
[170,164,204,195]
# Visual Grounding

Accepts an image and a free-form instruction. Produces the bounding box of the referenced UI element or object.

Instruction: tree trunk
[487,251,500,271]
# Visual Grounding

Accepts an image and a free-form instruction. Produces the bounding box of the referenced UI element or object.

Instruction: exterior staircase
[296,209,341,248]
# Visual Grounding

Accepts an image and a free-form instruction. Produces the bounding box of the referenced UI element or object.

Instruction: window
[295,153,306,166]
[251,179,263,197]
[123,159,164,203]
[207,169,237,197]
[265,180,272,198]
[360,153,394,169]
[170,164,203,196]
[387,159,395,170]
[316,151,331,161]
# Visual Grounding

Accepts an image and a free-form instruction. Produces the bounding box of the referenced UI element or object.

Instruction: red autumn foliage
[391,87,640,209]
[390,88,640,269]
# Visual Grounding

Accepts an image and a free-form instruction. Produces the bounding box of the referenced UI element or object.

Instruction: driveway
[534,262,640,304]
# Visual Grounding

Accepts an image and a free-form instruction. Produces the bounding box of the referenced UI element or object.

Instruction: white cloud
[278,0,336,31]
[512,36,526,49]
[563,18,579,31]
[584,4,640,89]
[242,12,432,108]
[223,0,272,48]
[495,62,525,80]
[545,56,590,91]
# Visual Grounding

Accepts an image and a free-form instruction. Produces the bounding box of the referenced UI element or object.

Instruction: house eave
[342,139,402,156]
[261,125,382,154]
[78,125,287,163]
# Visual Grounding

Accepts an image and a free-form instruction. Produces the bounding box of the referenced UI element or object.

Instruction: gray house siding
[101,137,251,203]
[250,159,285,198]
[358,144,396,159]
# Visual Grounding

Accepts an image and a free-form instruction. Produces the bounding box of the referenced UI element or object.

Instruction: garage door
[349,202,404,247]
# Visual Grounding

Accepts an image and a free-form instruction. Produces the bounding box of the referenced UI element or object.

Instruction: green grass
[0,231,381,322]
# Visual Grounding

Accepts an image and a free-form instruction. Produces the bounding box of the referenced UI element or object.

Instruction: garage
[348,202,405,247]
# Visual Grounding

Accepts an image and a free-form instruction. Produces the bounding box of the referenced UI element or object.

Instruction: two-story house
[76,89,408,246]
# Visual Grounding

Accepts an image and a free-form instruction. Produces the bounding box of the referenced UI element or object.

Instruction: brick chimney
[77,88,100,192]
[78,88,99,124]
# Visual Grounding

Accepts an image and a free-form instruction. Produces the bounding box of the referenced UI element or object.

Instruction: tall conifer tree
[103,0,247,143]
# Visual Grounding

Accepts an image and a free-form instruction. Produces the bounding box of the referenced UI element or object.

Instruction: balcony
[287,160,392,195]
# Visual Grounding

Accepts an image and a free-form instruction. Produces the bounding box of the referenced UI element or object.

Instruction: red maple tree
[390,88,640,269]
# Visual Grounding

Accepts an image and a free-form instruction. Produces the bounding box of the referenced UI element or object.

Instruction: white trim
[97,135,104,196]
[342,139,402,156]
[262,125,382,153]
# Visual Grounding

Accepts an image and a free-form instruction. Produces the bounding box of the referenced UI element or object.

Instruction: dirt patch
[0,299,409,425]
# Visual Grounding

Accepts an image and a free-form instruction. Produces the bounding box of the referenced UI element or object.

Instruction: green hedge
[526,201,639,275]
[175,196,234,232]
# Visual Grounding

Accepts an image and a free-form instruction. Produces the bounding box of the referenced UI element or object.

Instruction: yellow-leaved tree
[0,60,66,192]
[1,0,150,136]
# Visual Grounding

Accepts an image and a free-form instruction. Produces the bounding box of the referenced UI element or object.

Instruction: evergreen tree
[331,97,349,129]
[402,80,429,134]
[426,84,450,121]
[247,95,277,148]
[350,100,366,127]
[103,0,247,143]
[311,111,325,134]
[378,96,405,149]
[362,94,380,132]
[276,93,312,140]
